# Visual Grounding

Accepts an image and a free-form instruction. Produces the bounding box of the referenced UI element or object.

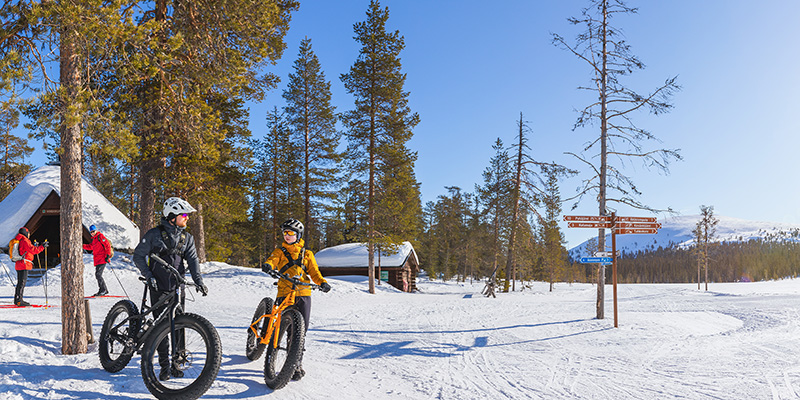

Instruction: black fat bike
[98,254,222,400]
[245,270,319,390]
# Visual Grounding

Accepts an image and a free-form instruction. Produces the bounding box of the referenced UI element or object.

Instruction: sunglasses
[180,213,189,218]
[283,230,296,236]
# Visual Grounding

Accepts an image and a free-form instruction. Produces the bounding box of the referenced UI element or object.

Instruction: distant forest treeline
[596,238,800,284]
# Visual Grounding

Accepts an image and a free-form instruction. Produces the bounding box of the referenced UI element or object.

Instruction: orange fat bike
[245,270,319,390]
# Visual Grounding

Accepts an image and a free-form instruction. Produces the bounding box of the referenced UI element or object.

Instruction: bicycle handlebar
[146,254,195,287]
[272,269,320,290]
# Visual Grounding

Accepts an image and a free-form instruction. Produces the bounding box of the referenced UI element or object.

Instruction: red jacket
[83,232,111,266]
[14,234,44,271]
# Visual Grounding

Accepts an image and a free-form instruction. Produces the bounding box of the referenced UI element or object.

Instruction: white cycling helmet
[281,218,304,239]
[163,197,197,219]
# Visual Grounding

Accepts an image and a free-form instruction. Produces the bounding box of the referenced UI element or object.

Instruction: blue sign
[580,257,613,264]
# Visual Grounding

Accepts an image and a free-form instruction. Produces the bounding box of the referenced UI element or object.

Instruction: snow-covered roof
[315,241,417,268]
[0,165,140,250]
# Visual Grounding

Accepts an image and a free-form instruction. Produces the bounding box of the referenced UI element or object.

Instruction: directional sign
[616,228,659,235]
[564,215,612,222]
[615,216,657,223]
[568,222,612,229]
[594,251,620,257]
[616,222,662,229]
[580,257,613,264]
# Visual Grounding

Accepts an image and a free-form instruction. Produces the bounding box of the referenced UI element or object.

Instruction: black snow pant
[276,295,311,368]
[94,263,107,293]
[150,286,186,369]
[14,269,28,304]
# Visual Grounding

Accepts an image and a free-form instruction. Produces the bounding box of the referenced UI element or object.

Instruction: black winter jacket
[133,219,203,290]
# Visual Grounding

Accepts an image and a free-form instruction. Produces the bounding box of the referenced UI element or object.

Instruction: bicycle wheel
[140,313,222,400]
[246,297,273,361]
[99,300,140,373]
[264,308,305,390]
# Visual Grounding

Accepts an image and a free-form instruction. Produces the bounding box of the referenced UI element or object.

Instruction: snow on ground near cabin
[3,254,800,399]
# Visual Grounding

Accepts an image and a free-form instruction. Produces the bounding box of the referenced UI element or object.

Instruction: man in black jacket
[133,197,208,381]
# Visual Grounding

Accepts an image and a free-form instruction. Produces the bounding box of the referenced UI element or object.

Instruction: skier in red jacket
[13,227,44,306]
[83,224,112,297]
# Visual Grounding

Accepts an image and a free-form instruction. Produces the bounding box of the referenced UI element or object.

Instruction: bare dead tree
[553,0,681,319]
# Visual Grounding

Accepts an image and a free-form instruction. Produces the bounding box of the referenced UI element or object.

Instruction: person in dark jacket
[83,225,112,297]
[133,197,208,381]
[13,227,44,306]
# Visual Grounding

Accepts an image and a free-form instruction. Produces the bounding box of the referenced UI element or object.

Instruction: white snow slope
[3,254,800,399]
[569,214,800,258]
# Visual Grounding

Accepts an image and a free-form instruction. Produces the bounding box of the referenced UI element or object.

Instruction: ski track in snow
[3,255,800,398]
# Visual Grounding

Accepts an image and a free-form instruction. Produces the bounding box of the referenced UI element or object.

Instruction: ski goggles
[283,230,297,236]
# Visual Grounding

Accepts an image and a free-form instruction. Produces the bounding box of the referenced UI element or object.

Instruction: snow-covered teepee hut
[0,164,139,266]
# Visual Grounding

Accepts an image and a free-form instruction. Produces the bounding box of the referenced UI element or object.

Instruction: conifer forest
[1,0,797,292]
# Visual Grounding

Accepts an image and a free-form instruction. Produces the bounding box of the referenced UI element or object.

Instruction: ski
[85,295,127,299]
[0,304,57,309]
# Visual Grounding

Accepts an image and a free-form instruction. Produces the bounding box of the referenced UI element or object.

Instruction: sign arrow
[568,222,613,228]
[615,222,662,229]
[615,216,657,223]
[580,257,613,264]
[564,215,612,222]
[616,228,659,235]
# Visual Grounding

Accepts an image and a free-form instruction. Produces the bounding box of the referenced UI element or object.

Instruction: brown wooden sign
[616,228,659,235]
[563,215,612,222]
[615,222,662,229]
[615,216,657,223]
[568,222,613,229]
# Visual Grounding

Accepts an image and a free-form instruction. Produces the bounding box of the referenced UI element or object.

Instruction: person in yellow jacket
[261,218,330,381]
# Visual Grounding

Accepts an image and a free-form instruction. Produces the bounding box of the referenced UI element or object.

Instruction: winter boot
[15,300,30,307]
[159,366,171,381]
[93,290,108,297]
[291,366,305,381]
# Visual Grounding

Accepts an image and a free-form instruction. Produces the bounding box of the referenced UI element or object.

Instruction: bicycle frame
[250,272,318,349]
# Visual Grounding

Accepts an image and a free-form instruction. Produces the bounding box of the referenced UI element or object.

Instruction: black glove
[147,277,159,291]
[105,255,110,263]
[196,282,208,296]
[261,263,271,273]
[320,282,331,293]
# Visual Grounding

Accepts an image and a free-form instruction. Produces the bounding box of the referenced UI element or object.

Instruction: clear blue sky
[25,1,800,248]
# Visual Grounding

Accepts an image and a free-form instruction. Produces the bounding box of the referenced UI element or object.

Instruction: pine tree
[283,38,341,250]
[340,0,420,294]
[0,103,32,199]
[695,205,718,291]
[476,138,513,290]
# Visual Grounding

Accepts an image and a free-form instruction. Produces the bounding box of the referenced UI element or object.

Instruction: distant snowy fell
[568,215,800,258]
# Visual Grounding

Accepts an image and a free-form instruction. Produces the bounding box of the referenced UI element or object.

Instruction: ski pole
[106,261,130,299]
[2,262,16,286]
[43,240,48,306]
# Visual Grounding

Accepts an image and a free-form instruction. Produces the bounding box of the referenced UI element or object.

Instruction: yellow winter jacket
[264,239,327,298]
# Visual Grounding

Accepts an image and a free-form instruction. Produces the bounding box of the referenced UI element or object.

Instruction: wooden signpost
[565,213,660,328]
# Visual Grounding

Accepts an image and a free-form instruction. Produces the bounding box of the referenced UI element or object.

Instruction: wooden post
[84,299,94,344]
[611,212,618,328]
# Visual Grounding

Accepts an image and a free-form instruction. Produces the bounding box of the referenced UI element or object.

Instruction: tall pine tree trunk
[504,115,525,292]
[138,156,157,236]
[596,0,610,321]
[193,202,207,263]
[59,24,87,355]
[367,116,376,294]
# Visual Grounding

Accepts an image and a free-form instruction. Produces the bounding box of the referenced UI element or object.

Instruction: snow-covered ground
[3,254,800,399]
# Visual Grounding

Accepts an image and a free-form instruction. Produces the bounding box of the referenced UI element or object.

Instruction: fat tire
[264,308,305,390]
[99,300,140,373]
[140,313,222,400]
[246,297,273,361]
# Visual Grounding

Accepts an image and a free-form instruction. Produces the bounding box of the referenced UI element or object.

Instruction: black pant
[14,270,28,303]
[95,263,107,293]
[150,286,185,368]
[276,295,311,332]
[276,295,311,368]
